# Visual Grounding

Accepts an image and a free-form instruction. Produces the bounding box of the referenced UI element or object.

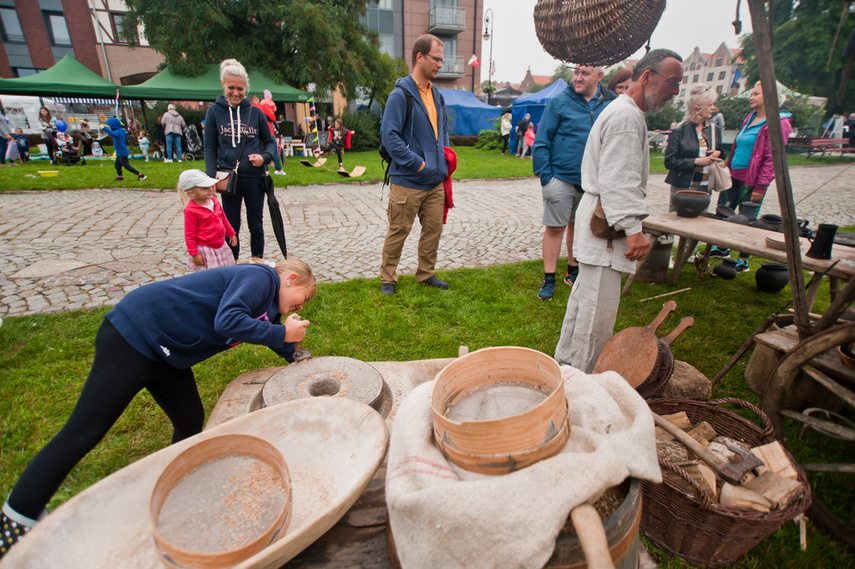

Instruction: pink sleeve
[184,206,199,256]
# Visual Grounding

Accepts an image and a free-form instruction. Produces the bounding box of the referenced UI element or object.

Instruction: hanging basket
[533,0,668,67]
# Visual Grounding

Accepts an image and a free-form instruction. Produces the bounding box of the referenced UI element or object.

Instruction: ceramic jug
[806,224,838,259]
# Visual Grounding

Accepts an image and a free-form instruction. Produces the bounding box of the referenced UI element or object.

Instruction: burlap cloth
[386,365,662,569]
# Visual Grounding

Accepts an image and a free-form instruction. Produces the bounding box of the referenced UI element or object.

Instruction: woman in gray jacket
[161,104,187,162]
[663,84,724,212]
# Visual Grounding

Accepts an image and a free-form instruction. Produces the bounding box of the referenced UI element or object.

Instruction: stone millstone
[262,356,385,412]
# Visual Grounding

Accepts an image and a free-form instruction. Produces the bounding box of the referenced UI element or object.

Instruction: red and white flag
[468,54,480,67]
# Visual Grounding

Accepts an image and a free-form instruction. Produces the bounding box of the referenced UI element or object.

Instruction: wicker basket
[642,398,811,568]
[533,0,667,66]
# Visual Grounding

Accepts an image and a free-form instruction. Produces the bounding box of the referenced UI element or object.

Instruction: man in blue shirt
[532,66,615,300]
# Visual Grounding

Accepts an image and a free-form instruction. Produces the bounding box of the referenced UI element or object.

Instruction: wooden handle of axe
[652,412,743,484]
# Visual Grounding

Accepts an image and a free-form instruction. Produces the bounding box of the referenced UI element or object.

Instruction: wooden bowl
[150,434,292,569]
[431,346,571,475]
[840,344,855,369]
[766,236,786,251]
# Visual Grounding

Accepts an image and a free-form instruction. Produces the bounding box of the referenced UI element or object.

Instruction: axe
[653,412,764,485]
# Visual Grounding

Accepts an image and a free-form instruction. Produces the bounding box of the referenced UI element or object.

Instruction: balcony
[436,55,465,79]
[429,6,466,34]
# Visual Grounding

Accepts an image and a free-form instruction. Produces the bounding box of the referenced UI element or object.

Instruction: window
[690,63,695,70]
[716,57,724,66]
[363,1,396,57]
[110,13,136,44]
[719,71,727,80]
[0,7,24,43]
[682,76,688,84]
[707,73,714,81]
[680,89,685,96]
[44,11,71,46]
[716,85,723,93]
[693,74,699,83]
[12,67,39,77]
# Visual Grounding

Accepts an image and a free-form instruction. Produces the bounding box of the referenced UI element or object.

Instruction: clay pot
[755,262,789,293]
[725,213,750,225]
[713,258,738,280]
[716,205,736,218]
[673,190,711,218]
[738,201,761,221]
[755,214,783,232]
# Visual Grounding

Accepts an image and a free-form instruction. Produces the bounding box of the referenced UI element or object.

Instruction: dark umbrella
[265,175,288,259]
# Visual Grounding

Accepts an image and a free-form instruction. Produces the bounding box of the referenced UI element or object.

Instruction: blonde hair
[220,58,250,91]
[176,184,201,206]
[683,84,717,122]
[275,259,317,298]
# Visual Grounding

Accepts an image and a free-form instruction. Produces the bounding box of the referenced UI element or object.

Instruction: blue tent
[439,88,502,136]
[509,79,569,147]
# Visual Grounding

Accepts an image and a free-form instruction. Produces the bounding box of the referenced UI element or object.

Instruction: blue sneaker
[538,275,556,300]
[735,259,750,273]
[564,265,579,286]
[710,246,731,258]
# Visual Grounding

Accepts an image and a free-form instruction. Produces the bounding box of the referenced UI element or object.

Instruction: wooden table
[629,212,855,308]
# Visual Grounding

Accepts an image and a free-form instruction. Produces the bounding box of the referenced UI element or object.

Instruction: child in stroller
[182,124,203,161]
[53,131,86,166]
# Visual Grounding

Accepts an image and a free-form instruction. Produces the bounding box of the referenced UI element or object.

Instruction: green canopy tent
[120,64,310,102]
[0,55,121,97]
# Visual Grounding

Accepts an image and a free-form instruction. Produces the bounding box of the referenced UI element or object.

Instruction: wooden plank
[780,409,855,441]
[753,328,855,385]
[800,463,855,473]
[641,214,855,279]
[801,364,855,408]
[747,0,812,338]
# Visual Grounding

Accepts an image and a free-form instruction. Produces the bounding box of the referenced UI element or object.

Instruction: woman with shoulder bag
[663,84,725,213]
[204,58,276,261]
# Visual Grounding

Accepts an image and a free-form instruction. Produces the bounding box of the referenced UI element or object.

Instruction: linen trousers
[380,183,444,284]
[554,263,623,373]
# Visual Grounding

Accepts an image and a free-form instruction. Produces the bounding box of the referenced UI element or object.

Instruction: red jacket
[254,101,278,138]
[184,199,235,255]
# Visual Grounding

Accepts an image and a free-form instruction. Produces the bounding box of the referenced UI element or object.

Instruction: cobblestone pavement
[1,164,853,317]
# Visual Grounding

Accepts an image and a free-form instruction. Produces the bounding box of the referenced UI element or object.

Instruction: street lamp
[483,8,494,105]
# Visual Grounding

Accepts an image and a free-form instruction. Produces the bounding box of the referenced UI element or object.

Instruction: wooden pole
[746,0,812,339]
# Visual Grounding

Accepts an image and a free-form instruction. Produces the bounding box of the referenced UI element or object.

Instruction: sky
[479,0,754,85]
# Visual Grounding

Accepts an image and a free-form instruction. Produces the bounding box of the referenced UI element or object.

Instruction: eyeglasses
[423,53,444,65]
[651,69,682,89]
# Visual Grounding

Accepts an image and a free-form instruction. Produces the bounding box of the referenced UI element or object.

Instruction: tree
[121,0,387,100]
[552,64,574,84]
[739,0,855,114]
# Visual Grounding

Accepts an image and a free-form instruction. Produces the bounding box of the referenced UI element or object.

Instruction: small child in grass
[178,169,237,272]
[101,118,146,182]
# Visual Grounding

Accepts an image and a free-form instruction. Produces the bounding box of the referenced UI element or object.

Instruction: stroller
[53,131,86,166]
[182,125,203,161]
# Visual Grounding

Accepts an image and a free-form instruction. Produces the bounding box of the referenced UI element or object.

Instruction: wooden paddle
[592,300,677,386]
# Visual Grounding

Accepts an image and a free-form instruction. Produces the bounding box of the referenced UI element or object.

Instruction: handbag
[706,126,731,192]
[216,108,252,196]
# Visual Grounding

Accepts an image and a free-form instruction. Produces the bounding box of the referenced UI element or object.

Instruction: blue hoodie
[532,85,616,186]
[381,76,449,190]
[103,117,129,157]
[105,264,295,368]
[203,95,275,178]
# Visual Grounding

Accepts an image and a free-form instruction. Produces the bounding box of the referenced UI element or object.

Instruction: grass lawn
[1,259,853,568]
[2,146,851,192]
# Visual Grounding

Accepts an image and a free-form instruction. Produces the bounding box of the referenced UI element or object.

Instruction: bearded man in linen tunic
[554,49,684,373]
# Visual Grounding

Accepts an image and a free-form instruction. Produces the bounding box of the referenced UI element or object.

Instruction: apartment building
[0,0,162,83]
[677,43,747,104]
[361,0,482,90]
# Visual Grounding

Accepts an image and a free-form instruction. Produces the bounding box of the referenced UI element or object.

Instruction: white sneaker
[178,159,183,163]
[164,159,172,163]
[275,170,286,175]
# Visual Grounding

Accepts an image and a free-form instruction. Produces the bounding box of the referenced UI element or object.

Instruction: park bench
[786,136,855,159]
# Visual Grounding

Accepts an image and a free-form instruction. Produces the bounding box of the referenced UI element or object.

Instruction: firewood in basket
[745,471,804,510]
[720,483,772,512]
[750,441,799,480]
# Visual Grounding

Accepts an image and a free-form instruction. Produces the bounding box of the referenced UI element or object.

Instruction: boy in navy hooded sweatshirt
[103,117,146,182]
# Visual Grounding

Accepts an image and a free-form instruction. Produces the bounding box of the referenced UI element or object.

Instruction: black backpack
[379,90,414,188]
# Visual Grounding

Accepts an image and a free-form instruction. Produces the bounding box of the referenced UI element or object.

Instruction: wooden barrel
[545,478,642,569]
[635,235,673,284]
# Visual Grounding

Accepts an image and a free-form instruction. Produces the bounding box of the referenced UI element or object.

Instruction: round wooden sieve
[431,346,571,475]
[150,434,292,569]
